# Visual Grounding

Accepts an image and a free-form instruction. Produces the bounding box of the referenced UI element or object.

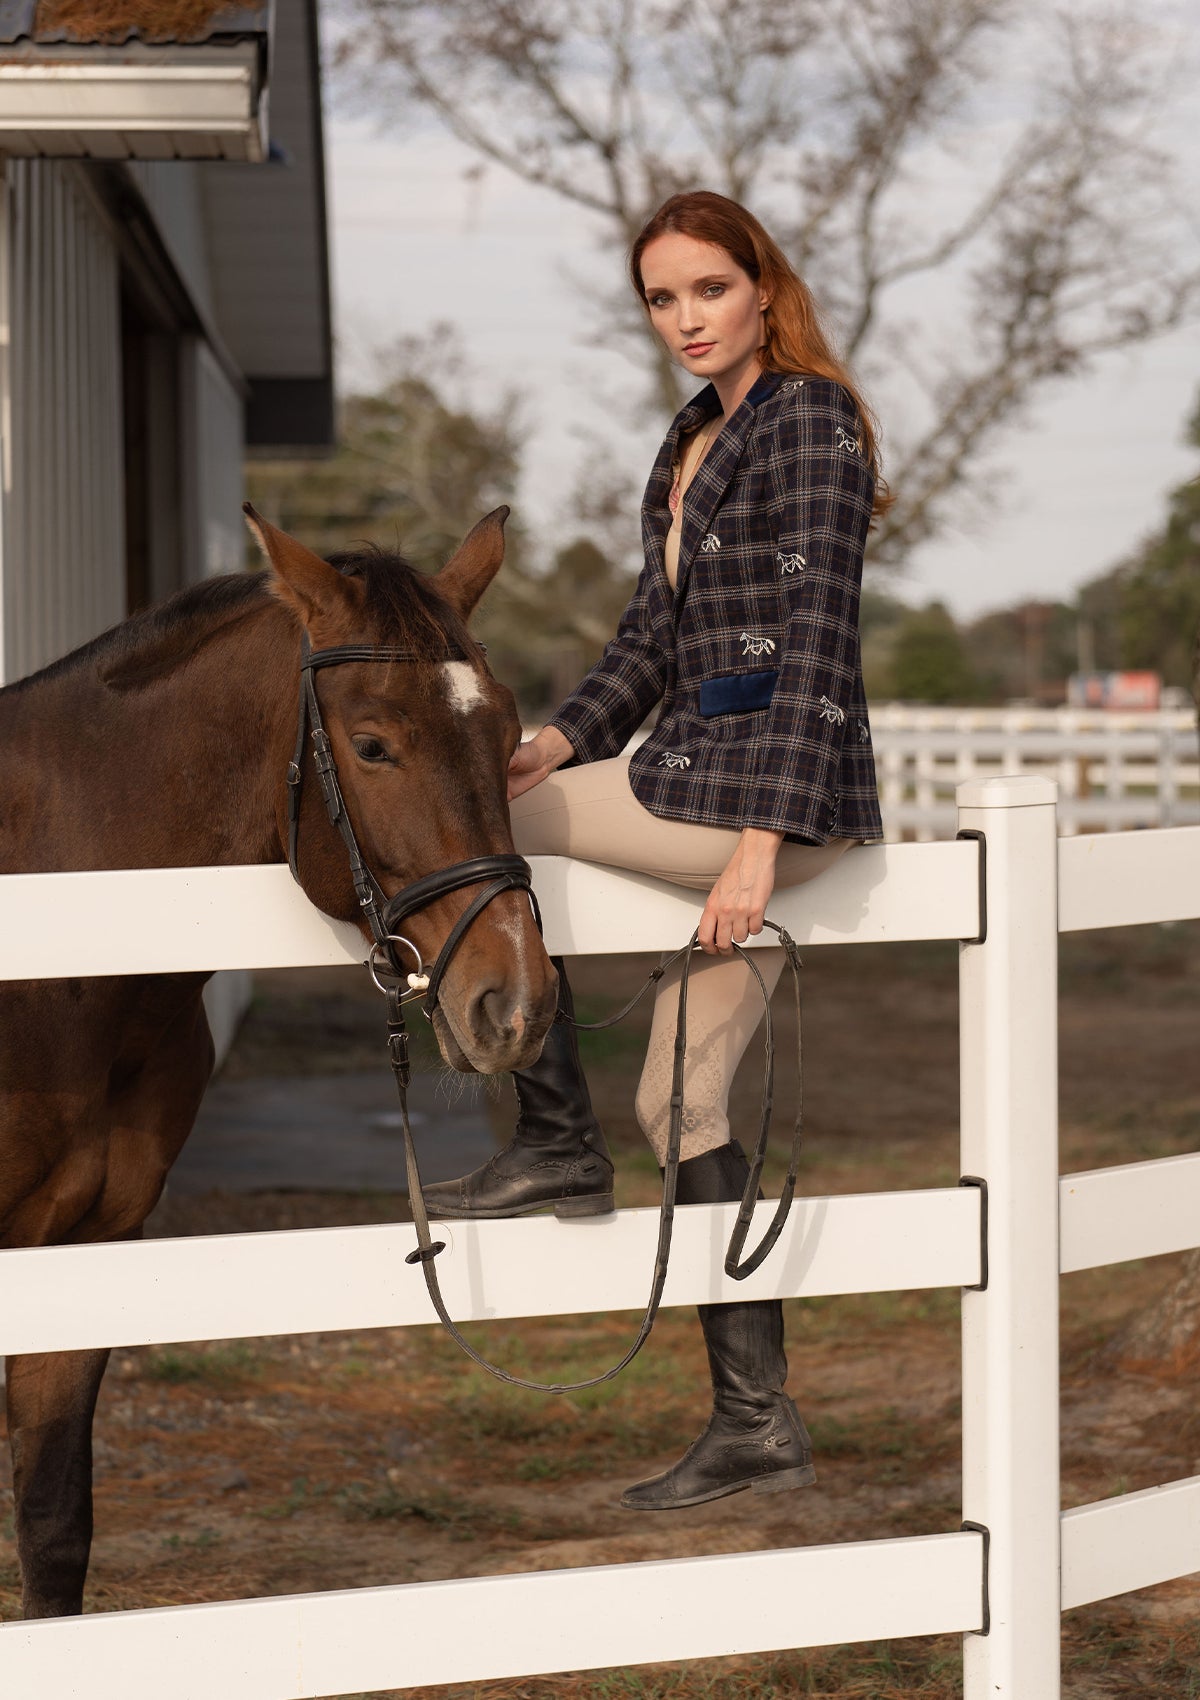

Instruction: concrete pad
[169,1071,500,1194]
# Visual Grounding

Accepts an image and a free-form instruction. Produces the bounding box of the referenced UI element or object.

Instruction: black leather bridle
[286,635,805,1395]
[287,636,537,1015]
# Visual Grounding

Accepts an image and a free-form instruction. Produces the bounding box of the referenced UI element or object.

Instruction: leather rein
[287,637,805,1395]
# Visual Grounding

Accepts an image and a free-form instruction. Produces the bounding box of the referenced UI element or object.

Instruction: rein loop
[399,920,805,1393]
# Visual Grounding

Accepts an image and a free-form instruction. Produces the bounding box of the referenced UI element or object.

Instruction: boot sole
[621,1461,816,1512]
[423,1192,615,1222]
[752,1461,817,1495]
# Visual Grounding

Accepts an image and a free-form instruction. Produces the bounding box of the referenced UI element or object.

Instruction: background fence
[872,705,1200,838]
[1,775,1199,1697]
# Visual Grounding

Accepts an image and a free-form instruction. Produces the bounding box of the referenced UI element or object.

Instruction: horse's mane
[2,546,473,697]
[325,544,475,659]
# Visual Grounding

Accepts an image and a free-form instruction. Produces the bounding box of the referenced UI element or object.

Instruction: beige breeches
[510,755,852,1161]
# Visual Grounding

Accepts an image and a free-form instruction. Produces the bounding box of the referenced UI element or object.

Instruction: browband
[303,644,475,673]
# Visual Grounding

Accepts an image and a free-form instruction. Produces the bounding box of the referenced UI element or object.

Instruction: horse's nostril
[454,970,558,1073]
[475,987,524,1040]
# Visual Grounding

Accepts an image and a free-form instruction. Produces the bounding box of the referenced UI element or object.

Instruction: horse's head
[243,504,558,1075]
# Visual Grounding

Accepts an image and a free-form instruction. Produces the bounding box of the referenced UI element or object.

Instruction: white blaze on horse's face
[442,660,485,714]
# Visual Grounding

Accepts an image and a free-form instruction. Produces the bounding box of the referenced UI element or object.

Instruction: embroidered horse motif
[858,720,870,743]
[818,696,846,726]
[699,533,721,553]
[740,632,776,658]
[659,752,691,770]
[835,424,862,455]
[777,552,806,575]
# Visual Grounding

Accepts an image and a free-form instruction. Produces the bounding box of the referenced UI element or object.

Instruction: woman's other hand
[699,828,784,954]
[508,726,575,802]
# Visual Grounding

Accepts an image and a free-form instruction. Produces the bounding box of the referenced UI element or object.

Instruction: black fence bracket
[961,1520,992,1635]
[955,829,987,945]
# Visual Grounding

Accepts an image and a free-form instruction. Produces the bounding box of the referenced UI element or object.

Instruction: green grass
[141,1342,263,1386]
[807,1407,932,1462]
[160,1529,222,1552]
[515,1451,602,1482]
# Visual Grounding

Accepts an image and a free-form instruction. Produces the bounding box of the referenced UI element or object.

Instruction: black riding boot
[621,1141,816,1511]
[421,958,614,1220]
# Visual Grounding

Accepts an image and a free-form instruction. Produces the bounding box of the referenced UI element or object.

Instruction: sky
[322,10,1200,623]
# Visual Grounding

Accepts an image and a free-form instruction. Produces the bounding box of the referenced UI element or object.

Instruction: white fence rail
[872,705,1200,839]
[1,776,1199,1698]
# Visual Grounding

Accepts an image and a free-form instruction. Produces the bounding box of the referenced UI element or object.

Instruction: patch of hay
[35,1,250,45]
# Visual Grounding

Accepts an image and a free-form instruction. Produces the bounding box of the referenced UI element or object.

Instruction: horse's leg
[5,1345,112,1618]
[4,980,214,1619]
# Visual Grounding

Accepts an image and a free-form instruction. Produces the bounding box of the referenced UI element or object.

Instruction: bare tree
[245,333,636,712]
[329,0,1199,563]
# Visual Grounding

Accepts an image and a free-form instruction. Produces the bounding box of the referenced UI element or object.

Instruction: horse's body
[0,509,556,1618]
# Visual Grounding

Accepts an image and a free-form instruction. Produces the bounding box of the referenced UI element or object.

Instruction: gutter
[0,47,266,161]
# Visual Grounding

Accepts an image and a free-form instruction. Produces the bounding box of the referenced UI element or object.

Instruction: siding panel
[2,160,124,683]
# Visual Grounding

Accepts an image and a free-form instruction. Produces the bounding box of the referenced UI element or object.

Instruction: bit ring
[368,934,426,996]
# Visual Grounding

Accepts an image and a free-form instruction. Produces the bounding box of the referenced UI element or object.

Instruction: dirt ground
[3,923,1200,1698]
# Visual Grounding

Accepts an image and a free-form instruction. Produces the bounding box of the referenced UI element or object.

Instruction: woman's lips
[683,342,715,356]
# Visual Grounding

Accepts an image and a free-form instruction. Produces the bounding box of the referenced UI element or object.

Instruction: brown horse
[0,506,557,1619]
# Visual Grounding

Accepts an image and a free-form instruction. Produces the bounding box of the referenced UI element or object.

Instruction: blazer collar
[665,368,784,444]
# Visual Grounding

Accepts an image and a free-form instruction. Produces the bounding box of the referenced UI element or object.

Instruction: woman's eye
[352,736,389,763]
[648,293,670,309]
[703,284,725,298]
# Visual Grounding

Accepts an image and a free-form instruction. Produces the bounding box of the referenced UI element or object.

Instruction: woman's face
[640,232,768,398]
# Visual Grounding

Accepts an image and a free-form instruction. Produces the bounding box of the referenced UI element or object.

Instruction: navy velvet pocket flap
[698,670,779,718]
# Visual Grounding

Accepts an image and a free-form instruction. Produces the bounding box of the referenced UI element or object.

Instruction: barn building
[0,0,334,1047]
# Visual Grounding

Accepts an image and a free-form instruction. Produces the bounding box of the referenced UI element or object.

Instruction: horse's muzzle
[431,986,555,1074]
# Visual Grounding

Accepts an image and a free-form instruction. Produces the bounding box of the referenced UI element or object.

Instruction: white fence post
[957,775,1061,1699]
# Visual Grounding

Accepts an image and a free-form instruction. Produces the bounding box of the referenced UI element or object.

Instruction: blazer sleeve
[742,380,875,839]
[547,564,669,763]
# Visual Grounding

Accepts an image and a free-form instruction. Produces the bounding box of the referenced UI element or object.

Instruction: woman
[423,190,887,1511]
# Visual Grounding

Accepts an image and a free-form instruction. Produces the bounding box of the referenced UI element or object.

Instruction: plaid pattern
[550,370,884,845]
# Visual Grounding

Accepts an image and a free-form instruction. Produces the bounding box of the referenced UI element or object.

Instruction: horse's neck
[0,602,296,875]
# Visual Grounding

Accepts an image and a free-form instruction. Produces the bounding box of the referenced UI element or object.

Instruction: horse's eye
[352,735,389,763]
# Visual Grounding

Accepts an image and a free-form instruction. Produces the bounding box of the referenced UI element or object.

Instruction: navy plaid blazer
[550,369,884,845]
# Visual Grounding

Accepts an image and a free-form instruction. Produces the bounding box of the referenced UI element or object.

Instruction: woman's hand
[699,828,784,954]
[508,726,575,802]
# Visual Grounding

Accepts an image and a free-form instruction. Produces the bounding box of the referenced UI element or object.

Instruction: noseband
[286,636,537,1018]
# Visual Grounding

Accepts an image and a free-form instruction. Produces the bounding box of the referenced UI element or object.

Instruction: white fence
[872,705,1200,839]
[1,775,1199,1698]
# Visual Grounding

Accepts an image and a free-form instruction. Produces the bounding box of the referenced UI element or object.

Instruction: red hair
[630,191,892,519]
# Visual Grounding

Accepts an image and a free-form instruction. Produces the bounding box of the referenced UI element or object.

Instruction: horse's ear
[242,503,350,622]
[435,506,509,620]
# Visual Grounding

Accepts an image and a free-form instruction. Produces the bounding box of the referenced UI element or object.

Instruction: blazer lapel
[675,370,784,599]
[641,385,717,642]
